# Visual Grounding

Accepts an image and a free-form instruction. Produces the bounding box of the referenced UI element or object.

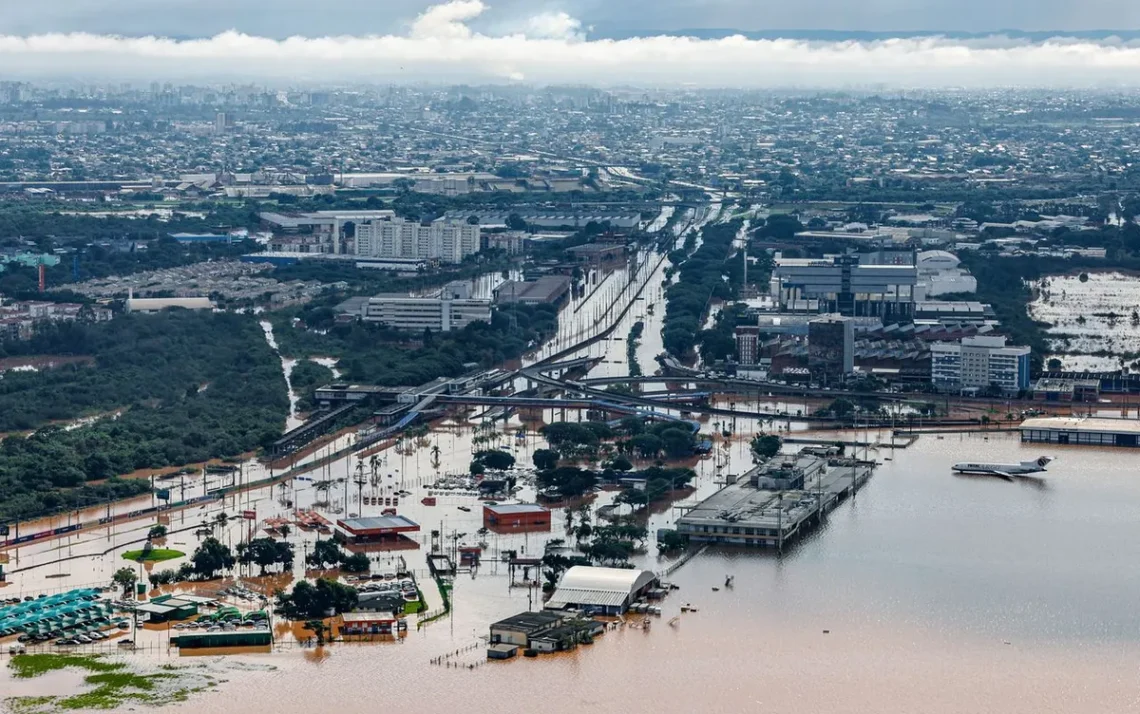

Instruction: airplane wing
[991,470,1014,480]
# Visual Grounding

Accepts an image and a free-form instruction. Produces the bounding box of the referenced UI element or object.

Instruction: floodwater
[8,430,1140,712]
[72,432,1140,714]
[1028,271,1140,371]
[260,319,303,432]
[7,209,1140,710]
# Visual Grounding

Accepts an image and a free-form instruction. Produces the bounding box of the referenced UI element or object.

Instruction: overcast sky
[5,1,1140,86]
[4,0,1139,37]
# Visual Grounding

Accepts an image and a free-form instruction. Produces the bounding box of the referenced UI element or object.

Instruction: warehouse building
[1020,416,1140,448]
[489,611,566,646]
[545,566,657,615]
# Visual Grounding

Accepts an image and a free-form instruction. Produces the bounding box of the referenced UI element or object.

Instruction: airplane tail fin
[1036,456,1054,468]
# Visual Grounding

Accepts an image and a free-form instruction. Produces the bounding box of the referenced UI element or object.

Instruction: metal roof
[545,566,656,609]
[338,515,419,532]
[545,589,631,609]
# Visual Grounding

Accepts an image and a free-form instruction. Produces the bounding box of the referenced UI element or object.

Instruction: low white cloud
[4,1,1140,86]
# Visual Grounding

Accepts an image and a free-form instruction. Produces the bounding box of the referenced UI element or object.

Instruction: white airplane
[952,456,1054,479]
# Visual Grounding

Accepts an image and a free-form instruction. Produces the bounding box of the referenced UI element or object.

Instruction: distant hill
[595,28,1140,42]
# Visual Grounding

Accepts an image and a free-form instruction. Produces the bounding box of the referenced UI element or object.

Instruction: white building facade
[354,218,480,264]
[931,335,1031,394]
[360,294,491,332]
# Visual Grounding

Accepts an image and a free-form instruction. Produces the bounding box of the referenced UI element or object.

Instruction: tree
[306,538,344,569]
[617,417,645,436]
[147,524,167,540]
[751,434,781,459]
[615,488,649,510]
[1046,358,1063,372]
[341,552,371,573]
[277,577,358,620]
[657,530,687,552]
[190,537,235,579]
[112,567,138,596]
[469,461,486,476]
[630,433,663,459]
[608,456,633,472]
[474,449,515,471]
[533,448,559,471]
[237,537,294,575]
[659,428,695,458]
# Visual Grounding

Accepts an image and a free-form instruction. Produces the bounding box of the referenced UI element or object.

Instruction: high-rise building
[931,335,1031,395]
[734,325,761,365]
[214,112,228,134]
[807,315,854,382]
[354,218,481,264]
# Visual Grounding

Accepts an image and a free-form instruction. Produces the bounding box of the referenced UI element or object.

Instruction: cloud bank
[6,0,1140,87]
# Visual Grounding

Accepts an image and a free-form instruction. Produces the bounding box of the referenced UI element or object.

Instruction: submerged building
[545,566,658,615]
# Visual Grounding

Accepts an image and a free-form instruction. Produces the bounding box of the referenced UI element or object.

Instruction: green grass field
[120,548,184,563]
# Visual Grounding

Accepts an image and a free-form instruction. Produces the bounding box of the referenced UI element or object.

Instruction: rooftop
[338,515,420,532]
[1019,417,1140,434]
[491,611,564,631]
[484,503,549,515]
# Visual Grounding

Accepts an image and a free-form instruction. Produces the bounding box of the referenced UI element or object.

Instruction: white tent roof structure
[545,566,657,609]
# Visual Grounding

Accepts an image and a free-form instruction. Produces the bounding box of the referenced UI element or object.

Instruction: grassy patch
[121,548,185,563]
[6,654,218,713]
[9,654,124,679]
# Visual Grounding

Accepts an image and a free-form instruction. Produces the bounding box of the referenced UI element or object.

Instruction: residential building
[485,231,527,255]
[354,218,481,264]
[359,294,491,332]
[930,335,1031,394]
[734,325,760,365]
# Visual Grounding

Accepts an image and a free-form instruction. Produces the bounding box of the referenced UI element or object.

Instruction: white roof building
[544,566,657,614]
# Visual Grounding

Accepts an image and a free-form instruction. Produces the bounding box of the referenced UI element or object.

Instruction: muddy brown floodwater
[6,431,1119,714]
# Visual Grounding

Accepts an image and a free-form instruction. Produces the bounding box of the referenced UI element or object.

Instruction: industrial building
[807,314,854,381]
[545,566,658,615]
[493,275,572,306]
[1020,416,1140,448]
[489,611,566,646]
[353,293,492,332]
[914,250,978,298]
[482,503,551,532]
[566,244,626,267]
[770,254,918,319]
[353,217,481,264]
[334,515,421,546]
[930,335,1031,394]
